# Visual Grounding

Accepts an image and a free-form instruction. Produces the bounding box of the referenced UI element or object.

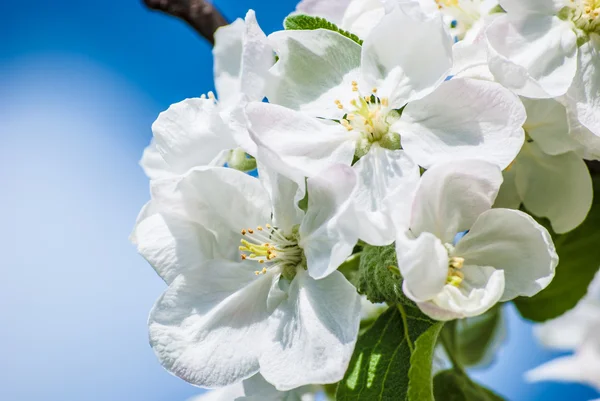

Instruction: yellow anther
[337,104,344,109]
[208,91,216,100]
[447,275,463,286]
[449,257,465,270]
[352,87,359,92]
[381,98,389,107]
[241,254,247,260]
[241,229,247,235]
[259,259,265,264]
[257,226,263,231]
[372,88,378,93]
[255,271,260,275]
[347,113,355,120]
[261,267,267,274]
[265,223,271,228]
[248,228,254,234]
[352,80,358,86]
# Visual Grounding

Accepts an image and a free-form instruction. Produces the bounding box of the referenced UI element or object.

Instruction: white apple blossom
[494,97,593,234]
[526,270,600,394]
[188,374,317,401]
[395,160,558,321]
[248,5,525,246]
[132,165,361,390]
[140,10,272,179]
[485,0,600,136]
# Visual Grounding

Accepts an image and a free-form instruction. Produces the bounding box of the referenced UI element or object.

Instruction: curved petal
[567,102,600,161]
[486,15,577,98]
[241,10,273,103]
[350,146,420,246]
[294,0,352,24]
[260,269,361,391]
[266,29,362,120]
[187,384,245,401]
[410,160,503,243]
[450,41,494,81]
[361,7,453,108]
[214,19,245,104]
[567,35,600,137]
[397,232,449,302]
[498,0,563,15]
[422,267,505,320]
[340,0,385,38]
[140,140,173,180]
[151,167,272,237]
[534,301,600,351]
[132,208,221,284]
[246,102,356,182]
[515,143,592,234]
[522,97,579,156]
[399,78,525,170]
[493,167,521,210]
[455,208,558,301]
[300,165,358,279]
[149,262,277,388]
[152,98,237,173]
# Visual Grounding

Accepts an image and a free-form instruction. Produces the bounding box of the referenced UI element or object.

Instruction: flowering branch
[142,0,228,44]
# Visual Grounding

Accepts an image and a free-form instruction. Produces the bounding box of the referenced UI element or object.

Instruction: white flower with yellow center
[421,0,500,41]
[140,10,272,179]
[395,160,558,321]
[485,0,600,136]
[247,5,525,246]
[131,165,361,390]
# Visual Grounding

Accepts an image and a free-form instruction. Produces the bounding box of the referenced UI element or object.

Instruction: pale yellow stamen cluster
[568,0,600,32]
[447,256,465,287]
[200,91,217,103]
[239,223,302,276]
[435,0,459,10]
[333,83,390,140]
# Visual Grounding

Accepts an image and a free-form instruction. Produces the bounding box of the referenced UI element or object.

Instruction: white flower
[140,10,272,179]
[526,270,600,394]
[494,97,593,234]
[248,6,524,245]
[188,374,317,401]
[132,165,361,390]
[395,160,558,321]
[485,0,600,136]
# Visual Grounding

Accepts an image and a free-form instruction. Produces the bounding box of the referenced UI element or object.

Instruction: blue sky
[1,1,598,400]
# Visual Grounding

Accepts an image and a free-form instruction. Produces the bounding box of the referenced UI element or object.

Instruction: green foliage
[356,244,413,306]
[433,370,505,401]
[407,323,445,401]
[514,176,600,321]
[450,306,505,367]
[283,15,363,45]
[336,305,442,401]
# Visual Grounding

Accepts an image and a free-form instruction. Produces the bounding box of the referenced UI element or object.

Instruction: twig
[142,0,228,45]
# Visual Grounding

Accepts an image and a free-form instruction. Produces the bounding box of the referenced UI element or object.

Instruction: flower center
[444,242,465,287]
[434,0,483,39]
[239,223,304,278]
[334,81,401,158]
[563,0,600,34]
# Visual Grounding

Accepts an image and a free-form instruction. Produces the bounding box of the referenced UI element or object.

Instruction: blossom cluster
[132,0,600,399]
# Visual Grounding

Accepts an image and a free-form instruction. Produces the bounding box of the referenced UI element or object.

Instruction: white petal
[300,164,358,279]
[260,270,361,390]
[241,10,273,103]
[360,7,453,108]
[450,41,494,81]
[140,140,173,180]
[498,0,563,15]
[340,0,385,38]
[522,97,579,155]
[241,372,318,400]
[151,167,272,237]
[422,268,505,320]
[258,163,304,235]
[246,102,356,182]
[493,167,521,210]
[149,262,276,388]
[132,207,219,284]
[410,160,503,243]
[399,78,525,170]
[152,98,237,173]
[266,29,362,120]
[294,0,352,24]
[397,232,449,302]
[534,302,600,351]
[567,35,600,137]
[351,146,420,246]
[567,103,600,161]
[214,19,245,104]
[486,15,577,98]
[455,208,558,301]
[515,143,592,234]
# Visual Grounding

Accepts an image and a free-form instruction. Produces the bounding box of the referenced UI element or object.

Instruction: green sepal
[433,370,506,401]
[283,15,363,45]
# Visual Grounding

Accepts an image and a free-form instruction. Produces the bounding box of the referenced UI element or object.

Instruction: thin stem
[397,303,414,353]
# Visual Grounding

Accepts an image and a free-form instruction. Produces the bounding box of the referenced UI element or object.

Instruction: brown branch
[143,0,228,45]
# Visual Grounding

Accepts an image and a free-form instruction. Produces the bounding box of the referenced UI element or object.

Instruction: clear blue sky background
[1,1,598,400]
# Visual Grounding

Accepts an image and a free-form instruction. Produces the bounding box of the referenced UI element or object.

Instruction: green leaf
[356,244,413,306]
[283,15,363,45]
[407,323,445,401]
[433,370,505,401]
[337,305,442,401]
[514,176,600,321]
[451,305,505,367]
